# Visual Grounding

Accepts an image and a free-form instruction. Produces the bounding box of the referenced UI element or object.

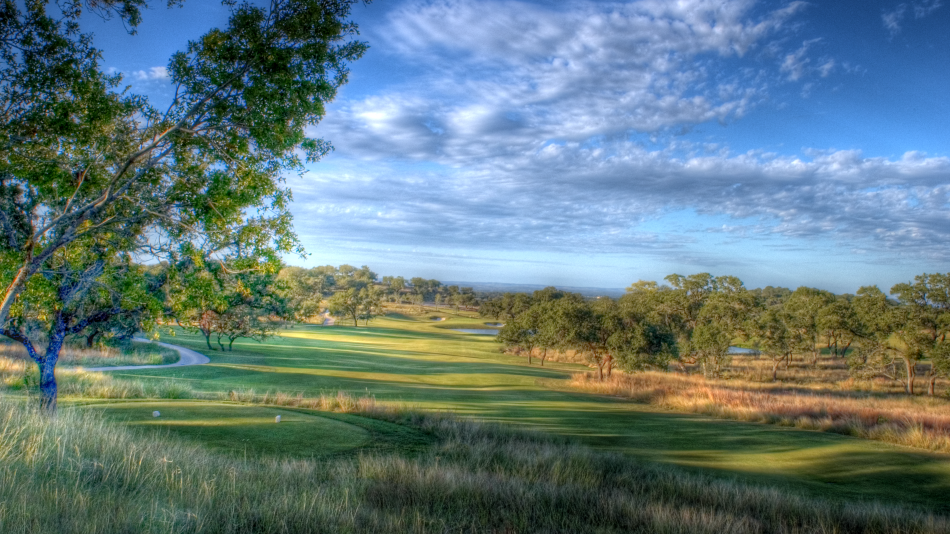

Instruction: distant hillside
[442,281,626,298]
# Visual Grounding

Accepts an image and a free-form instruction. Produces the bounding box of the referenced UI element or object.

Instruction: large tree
[0,0,367,410]
[277,266,333,322]
[890,273,950,395]
[785,287,836,367]
[750,306,794,381]
[848,286,913,392]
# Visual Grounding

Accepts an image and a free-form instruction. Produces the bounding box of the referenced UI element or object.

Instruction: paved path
[81,338,211,372]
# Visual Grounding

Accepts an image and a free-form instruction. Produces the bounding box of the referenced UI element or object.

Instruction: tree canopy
[0,0,367,410]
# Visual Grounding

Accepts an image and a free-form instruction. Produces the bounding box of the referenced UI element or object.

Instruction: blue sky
[89,0,950,293]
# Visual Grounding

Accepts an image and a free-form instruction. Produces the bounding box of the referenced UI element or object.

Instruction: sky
[87,0,950,293]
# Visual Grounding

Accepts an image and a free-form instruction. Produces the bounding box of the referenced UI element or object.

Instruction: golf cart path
[82,338,210,371]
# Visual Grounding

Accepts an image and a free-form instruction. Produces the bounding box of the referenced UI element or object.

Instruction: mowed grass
[78,401,374,458]
[92,313,950,512]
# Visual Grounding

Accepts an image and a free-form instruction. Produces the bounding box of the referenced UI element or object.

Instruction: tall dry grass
[0,398,946,533]
[1,352,391,415]
[570,371,950,452]
[0,340,178,368]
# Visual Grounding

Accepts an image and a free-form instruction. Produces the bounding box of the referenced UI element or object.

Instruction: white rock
[152,411,160,417]
[275,415,281,423]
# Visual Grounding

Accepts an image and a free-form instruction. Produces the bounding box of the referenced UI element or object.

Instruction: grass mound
[81,401,375,458]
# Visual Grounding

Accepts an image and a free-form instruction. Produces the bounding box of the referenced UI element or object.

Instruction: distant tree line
[277,265,479,325]
[483,273,950,395]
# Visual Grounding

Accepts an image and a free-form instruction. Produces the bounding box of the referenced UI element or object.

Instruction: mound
[81,402,372,458]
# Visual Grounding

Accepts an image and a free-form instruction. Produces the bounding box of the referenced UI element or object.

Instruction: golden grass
[722,352,950,395]
[569,370,950,453]
[0,340,177,368]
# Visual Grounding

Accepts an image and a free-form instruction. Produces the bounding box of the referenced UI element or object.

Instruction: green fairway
[80,402,369,458]
[92,313,950,512]
[79,401,431,459]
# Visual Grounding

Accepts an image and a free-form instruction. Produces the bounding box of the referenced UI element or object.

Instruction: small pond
[728,346,760,355]
[451,329,500,335]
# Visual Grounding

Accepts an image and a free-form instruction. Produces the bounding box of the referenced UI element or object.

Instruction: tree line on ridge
[483,273,950,395]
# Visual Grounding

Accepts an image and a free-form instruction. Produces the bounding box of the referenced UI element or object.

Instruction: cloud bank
[302,0,950,266]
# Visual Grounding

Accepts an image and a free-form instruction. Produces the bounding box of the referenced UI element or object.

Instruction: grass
[42,314,950,513]
[1,399,946,533]
[4,311,950,528]
[81,401,375,458]
[568,371,950,453]
[0,339,179,368]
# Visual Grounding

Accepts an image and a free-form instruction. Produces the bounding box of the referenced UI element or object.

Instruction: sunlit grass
[1,399,946,534]
[0,339,178,368]
[6,312,950,514]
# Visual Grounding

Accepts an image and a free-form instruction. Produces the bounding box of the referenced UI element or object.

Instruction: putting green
[81,401,373,458]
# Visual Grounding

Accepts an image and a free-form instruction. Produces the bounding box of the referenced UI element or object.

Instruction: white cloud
[913,0,943,18]
[298,143,950,260]
[882,1,942,37]
[300,0,950,265]
[132,66,169,81]
[780,39,822,81]
[882,4,907,36]
[320,0,820,167]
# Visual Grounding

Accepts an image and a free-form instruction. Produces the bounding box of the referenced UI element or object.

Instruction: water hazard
[451,329,500,335]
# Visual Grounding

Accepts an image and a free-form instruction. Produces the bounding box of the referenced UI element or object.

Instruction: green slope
[93,314,950,512]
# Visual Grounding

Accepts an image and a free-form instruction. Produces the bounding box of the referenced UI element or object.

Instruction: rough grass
[724,352,950,394]
[569,371,950,453]
[0,339,179,368]
[0,399,946,534]
[52,322,950,512]
[0,353,387,410]
[8,319,950,516]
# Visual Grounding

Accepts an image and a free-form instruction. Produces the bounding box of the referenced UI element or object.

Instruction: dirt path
[81,338,211,372]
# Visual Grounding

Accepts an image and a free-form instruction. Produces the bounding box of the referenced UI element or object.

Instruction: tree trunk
[202,330,213,350]
[527,347,531,365]
[540,348,547,366]
[86,330,98,348]
[228,338,235,351]
[38,359,58,413]
[216,333,226,351]
[39,326,66,414]
[597,360,604,381]
[772,359,780,381]
[904,357,916,395]
[929,373,937,396]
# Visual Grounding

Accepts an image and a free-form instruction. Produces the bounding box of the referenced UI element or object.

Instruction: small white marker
[275,415,281,423]
[153,411,160,417]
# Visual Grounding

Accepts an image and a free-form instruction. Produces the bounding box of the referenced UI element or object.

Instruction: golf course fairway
[88,313,950,512]
[78,401,431,458]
